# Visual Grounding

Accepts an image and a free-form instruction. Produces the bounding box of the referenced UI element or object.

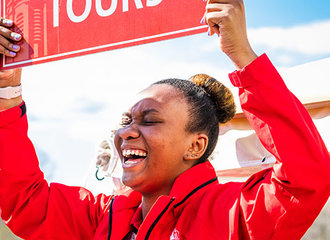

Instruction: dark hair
[152,74,236,163]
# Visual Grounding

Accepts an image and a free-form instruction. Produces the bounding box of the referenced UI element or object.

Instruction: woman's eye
[143,120,160,125]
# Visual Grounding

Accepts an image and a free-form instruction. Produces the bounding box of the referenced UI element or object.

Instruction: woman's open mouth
[122,149,147,168]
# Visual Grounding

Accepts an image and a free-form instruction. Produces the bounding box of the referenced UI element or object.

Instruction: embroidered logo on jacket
[170,228,180,240]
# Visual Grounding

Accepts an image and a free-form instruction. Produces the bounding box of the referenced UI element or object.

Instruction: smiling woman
[114,75,236,220]
[0,0,329,240]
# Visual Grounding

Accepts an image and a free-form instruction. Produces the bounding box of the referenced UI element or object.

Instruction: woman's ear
[183,134,208,161]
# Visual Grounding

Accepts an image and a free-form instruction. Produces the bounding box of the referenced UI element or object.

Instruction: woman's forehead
[141,84,182,99]
[127,84,185,113]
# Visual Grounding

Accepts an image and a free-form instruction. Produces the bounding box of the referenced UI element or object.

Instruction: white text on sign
[53,0,163,27]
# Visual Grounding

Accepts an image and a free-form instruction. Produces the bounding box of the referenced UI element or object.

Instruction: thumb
[208,24,220,36]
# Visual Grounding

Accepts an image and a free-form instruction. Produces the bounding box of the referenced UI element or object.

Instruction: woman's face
[114,84,197,196]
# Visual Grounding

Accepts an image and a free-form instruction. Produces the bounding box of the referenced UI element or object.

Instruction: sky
[19,0,330,188]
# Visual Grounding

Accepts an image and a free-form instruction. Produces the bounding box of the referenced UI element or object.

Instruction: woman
[0,0,329,239]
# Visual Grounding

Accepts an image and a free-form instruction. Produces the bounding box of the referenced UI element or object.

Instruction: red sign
[0,0,207,70]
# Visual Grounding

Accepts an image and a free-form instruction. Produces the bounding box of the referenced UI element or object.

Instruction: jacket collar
[168,161,218,204]
[115,161,217,210]
[109,162,218,239]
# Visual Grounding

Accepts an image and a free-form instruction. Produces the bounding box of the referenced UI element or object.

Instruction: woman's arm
[0,17,22,110]
[204,0,330,238]
[204,0,330,191]
[0,18,111,239]
[229,55,329,239]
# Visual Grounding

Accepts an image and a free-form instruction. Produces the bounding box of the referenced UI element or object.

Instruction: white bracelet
[0,85,22,99]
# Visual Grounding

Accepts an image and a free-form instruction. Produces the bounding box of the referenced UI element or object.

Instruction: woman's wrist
[0,69,23,110]
[227,45,258,70]
[0,69,22,87]
[0,96,23,111]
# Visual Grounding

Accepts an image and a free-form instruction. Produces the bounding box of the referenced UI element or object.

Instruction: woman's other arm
[0,17,22,110]
[204,1,330,238]
[0,18,110,239]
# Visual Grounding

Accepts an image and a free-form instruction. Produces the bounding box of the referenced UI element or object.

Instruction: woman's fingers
[0,35,20,57]
[0,18,21,40]
[0,25,22,41]
[208,0,242,5]
[0,18,22,58]
[205,3,226,12]
[203,2,233,36]
[205,11,223,36]
[203,0,257,68]
[0,18,14,28]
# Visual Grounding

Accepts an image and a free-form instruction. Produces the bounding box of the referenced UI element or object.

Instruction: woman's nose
[117,125,140,140]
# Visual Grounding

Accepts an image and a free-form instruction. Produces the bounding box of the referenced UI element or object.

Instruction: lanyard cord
[107,196,115,240]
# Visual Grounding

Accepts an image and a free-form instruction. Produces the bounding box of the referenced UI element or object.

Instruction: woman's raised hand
[0,18,21,57]
[0,18,23,110]
[202,0,257,69]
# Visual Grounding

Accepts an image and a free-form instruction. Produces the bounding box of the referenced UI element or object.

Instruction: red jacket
[0,55,329,240]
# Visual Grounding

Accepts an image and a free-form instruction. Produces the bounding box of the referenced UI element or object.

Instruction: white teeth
[140,151,147,157]
[125,160,136,164]
[122,149,147,158]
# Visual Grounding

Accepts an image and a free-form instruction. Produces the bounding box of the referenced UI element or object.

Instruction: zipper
[144,177,217,239]
[173,177,218,208]
[145,198,175,240]
[107,196,115,240]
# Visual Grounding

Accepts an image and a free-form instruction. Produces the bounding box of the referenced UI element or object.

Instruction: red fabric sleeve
[0,103,112,239]
[229,54,330,239]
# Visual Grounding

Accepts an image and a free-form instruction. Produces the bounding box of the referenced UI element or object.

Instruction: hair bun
[189,74,236,124]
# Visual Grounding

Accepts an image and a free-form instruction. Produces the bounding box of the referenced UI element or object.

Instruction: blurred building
[5,0,48,62]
